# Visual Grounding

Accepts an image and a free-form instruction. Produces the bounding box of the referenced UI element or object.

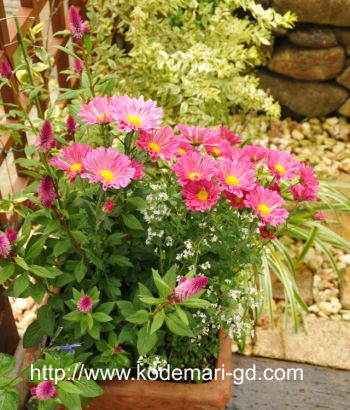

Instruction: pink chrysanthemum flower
[315,211,325,221]
[36,120,56,152]
[66,115,77,134]
[182,181,220,212]
[77,295,93,313]
[217,158,256,197]
[81,147,135,191]
[137,126,178,162]
[102,199,115,214]
[223,191,245,210]
[79,97,118,125]
[35,381,57,401]
[218,127,241,145]
[244,185,288,227]
[0,60,12,78]
[177,124,218,149]
[50,143,91,183]
[5,228,18,243]
[130,159,145,180]
[0,235,11,259]
[205,140,234,158]
[173,276,209,302]
[241,145,268,163]
[290,163,319,202]
[38,177,58,208]
[171,152,217,185]
[69,6,89,39]
[73,59,83,74]
[266,150,299,181]
[111,95,163,132]
[176,142,191,157]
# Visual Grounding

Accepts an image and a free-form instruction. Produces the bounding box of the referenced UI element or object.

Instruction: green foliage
[87,0,295,126]
[0,354,20,410]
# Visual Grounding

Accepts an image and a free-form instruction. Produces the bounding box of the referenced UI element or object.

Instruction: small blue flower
[56,343,82,354]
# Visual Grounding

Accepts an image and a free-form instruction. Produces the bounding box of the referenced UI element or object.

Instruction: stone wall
[259,0,350,117]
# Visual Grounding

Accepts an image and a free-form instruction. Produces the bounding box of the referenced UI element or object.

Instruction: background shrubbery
[88,0,295,127]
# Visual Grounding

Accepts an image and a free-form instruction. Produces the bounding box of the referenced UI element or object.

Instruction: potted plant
[0,7,324,410]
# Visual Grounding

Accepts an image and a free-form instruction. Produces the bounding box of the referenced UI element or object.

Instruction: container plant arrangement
[0,6,344,410]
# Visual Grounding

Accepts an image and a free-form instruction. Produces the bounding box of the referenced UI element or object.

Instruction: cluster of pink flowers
[31,381,57,401]
[78,95,163,131]
[40,93,319,237]
[0,228,18,260]
[131,122,318,232]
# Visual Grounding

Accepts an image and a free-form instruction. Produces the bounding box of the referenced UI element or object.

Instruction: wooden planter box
[85,331,232,410]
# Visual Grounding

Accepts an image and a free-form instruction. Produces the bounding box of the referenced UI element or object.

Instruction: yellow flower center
[100,169,114,182]
[188,172,201,181]
[213,148,221,156]
[98,114,105,122]
[178,148,186,155]
[226,175,239,186]
[197,190,209,202]
[147,142,160,153]
[257,204,271,216]
[127,115,142,127]
[274,164,285,175]
[70,163,82,172]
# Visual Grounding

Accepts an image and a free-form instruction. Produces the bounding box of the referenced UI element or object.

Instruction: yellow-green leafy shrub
[88,0,295,126]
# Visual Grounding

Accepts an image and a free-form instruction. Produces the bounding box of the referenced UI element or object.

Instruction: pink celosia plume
[38,177,58,208]
[174,276,209,302]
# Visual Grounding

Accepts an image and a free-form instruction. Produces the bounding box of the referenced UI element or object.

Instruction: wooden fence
[0,0,86,355]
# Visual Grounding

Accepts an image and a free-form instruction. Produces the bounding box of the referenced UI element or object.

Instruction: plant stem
[14,17,43,119]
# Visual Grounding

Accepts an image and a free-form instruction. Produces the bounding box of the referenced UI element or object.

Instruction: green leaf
[74,259,87,283]
[23,321,45,348]
[126,309,149,325]
[55,45,82,61]
[56,389,81,410]
[122,214,144,231]
[53,239,71,257]
[0,390,19,410]
[137,326,157,355]
[26,236,46,260]
[150,309,165,334]
[108,232,125,245]
[14,256,28,271]
[152,270,172,298]
[127,197,147,210]
[175,305,189,325]
[13,274,30,297]
[93,312,113,322]
[117,301,136,317]
[0,265,15,285]
[96,302,114,314]
[29,265,63,278]
[64,311,82,322]
[179,299,211,309]
[163,265,177,288]
[139,297,163,305]
[37,305,55,337]
[298,226,318,262]
[58,380,82,394]
[0,354,16,376]
[88,322,101,339]
[165,314,194,337]
[108,255,133,267]
[73,379,103,398]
